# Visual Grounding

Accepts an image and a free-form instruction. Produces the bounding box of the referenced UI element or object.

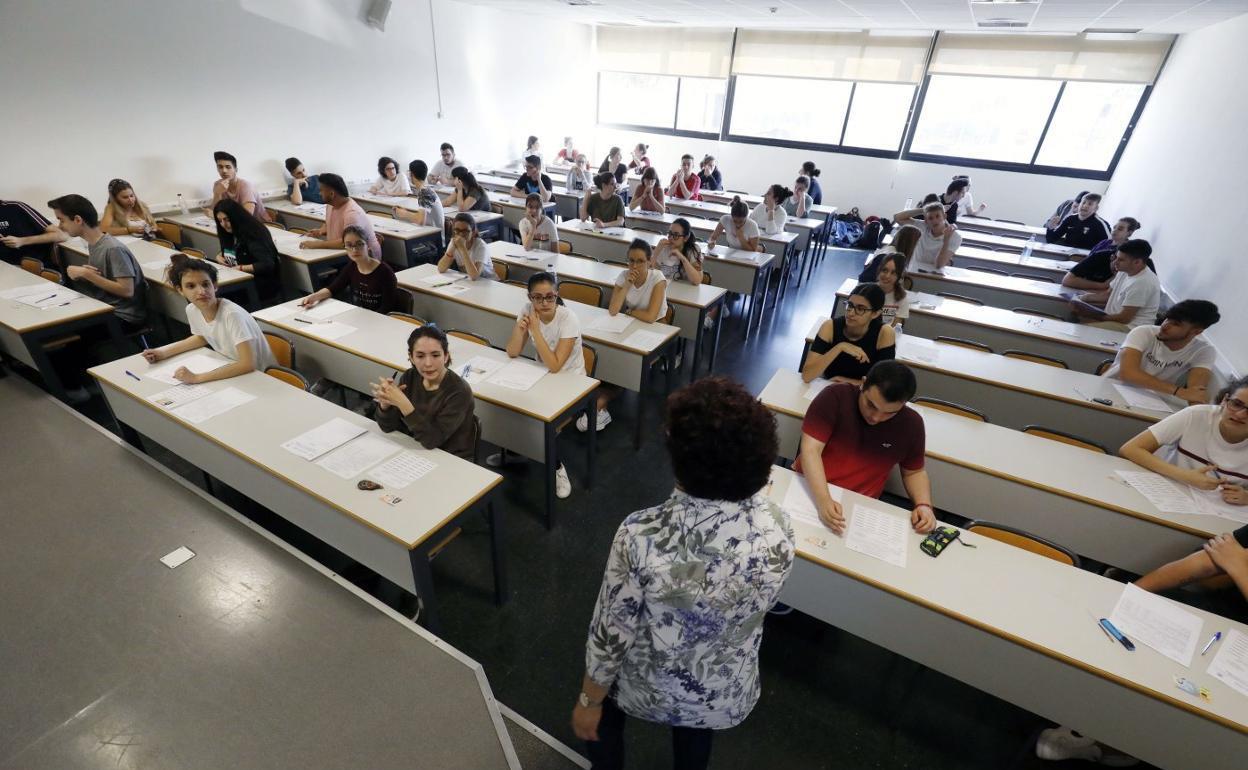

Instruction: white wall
[0,0,595,214]
[591,128,1106,224]
[1105,13,1247,377]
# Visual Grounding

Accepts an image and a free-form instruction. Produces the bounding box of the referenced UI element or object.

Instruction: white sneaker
[576,409,612,432]
[555,464,572,498]
[1036,726,1101,763]
[703,315,714,330]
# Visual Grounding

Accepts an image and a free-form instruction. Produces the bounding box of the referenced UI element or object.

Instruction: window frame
[595,71,726,140]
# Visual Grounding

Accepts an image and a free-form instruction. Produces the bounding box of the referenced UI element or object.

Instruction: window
[1034,81,1147,170]
[910,75,1061,164]
[676,77,727,134]
[841,82,916,151]
[728,76,852,144]
[597,72,678,129]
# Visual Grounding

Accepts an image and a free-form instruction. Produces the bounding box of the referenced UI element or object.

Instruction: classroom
[4,1,1248,768]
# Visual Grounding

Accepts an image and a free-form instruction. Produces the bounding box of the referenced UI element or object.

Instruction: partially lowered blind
[929,33,1173,84]
[596,26,734,79]
[731,30,932,84]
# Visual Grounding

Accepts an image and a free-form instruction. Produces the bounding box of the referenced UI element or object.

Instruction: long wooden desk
[768,465,1248,770]
[253,299,598,526]
[907,265,1074,316]
[761,374,1238,571]
[162,212,349,294]
[396,263,679,449]
[0,261,121,402]
[833,278,1123,373]
[486,241,727,378]
[266,198,443,269]
[0,375,521,769]
[90,353,504,635]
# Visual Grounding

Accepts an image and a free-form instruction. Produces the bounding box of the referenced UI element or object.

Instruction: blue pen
[1201,631,1223,656]
[1099,618,1135,651]
[125,370,141,382]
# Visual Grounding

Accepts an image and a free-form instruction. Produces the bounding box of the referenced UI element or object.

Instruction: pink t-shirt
[326,199,381,260]
[213,177,269,221]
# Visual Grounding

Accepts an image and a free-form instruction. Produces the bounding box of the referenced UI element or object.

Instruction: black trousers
[585,698,714,770]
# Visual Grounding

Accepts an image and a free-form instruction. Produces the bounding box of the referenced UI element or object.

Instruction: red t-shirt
[794,383,925,498]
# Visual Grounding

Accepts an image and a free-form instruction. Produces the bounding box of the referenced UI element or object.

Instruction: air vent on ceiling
[565,0,602,7]
[978,19,1029,28]
[1086,28,1143,35]
[640,19,679,24]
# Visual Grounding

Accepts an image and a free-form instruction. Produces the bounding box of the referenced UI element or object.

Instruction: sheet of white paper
[1109,583,1203,666]
[435,283,471,296]
[147,353,229,385]
[168,387,255,425]
[507,250,548,261]
[16,288,80,309]
[369,451,437,489]
[297,321,357,341]
[902,336,941,363]
[488,359,547,391]
[780,476,843,530]
[1115,470,1202,515]
[253,302,302,322]
[458,355,505,385]
[147,383,214,409]
[587,314,633,334]
[845,504,909,567]
[315,431,402,480]
[159,546,196,569]
[281,417,368,461]
[1113,383,1175,413]
[1190,488,1248,523]
[419,271,466,286]
[803,378,832,401]
[1207,629,1248,699]
[1,283,55,300]
[297,298,354,320]
[620,329,667,350]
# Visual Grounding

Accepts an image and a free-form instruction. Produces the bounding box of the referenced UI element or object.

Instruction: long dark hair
[670,217,700,259]
[407,323,451,366]
[875,252,907,301]
[214,198,275,253]
[169,252,219,288]
[460,171,486,200]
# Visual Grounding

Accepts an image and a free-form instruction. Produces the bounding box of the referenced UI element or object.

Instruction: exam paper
[587,314,633,334]
[1207,629,1248,699]
[459,356,504,386]
[253,302,302,322]
[0,284,54,300]
[1109,583,1203,666]
[780,476,842,530]
[488,359,547,391]
[169,387,255,425]
[620,329,668,349]
[507,250,548,261]
[315,431,401,480]
[298,321,357,341]
[1113,383,1175,413]
[803,378,832,401]
[436,283,471,296]
[1115,470,1202,516]
[297,298,353,321]
[147,383,214,409]
[1190,488,1248,523]
[281,417,368,461]
[901,336,941,364]
[845,504,909,568]
[15,288,80,309]
[369,451,437,489]
[147,353,228,385]
[419,270,466,286]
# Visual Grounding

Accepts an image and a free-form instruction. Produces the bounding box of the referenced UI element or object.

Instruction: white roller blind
[596,26,734,78]
[732,30,932,84]
[929,33,1173,84]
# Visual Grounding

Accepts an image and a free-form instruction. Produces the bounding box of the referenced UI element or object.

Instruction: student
[442,168,492,212]
[372,324,476,461]
[141,255,276,381]
[627,143,650,170]
[581,174,626,228]
[393,160,445,229]
[565,154,595,194]
[99,178,156,238]
[1103,299,1220,404]
[511,155,553,202]
[429,142,464,185]
[522,135,542,165]
[803,283,896,385]
[1047,192,1110,250]
[667,154,702,201]
[578,241,669,433]
[627,167,665,214]
[859,224,920,282]
[1061,217,1144,290]
[369,156,411,196]
[1045,190,1089,233]
[438,212,496,280]
[0,199,64,266]
[937,178,969,225]
[653,218,703,285]
[501,271,586,497]
[893,201,961,273]
[750,184,792,235]
[1069,239,1159,330]
[796,360,936,533]
[206,150,268,221]
[213,198,281,303]
[697,155,723,192]
[49,194,147,331]
[285,157,323,205]
[871,253,912,328]
[555,136,578,165]
[573,377,792,770]
[800,161,823,205]
[786,176,815,219]
[299,225,397,313]
[598,147,628,186]
[519,193,559,252]
[300,173,382,259]
[952,175,987,218]
[706,197,761,252]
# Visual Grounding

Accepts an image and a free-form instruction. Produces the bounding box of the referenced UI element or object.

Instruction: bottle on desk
[177,194,189,215]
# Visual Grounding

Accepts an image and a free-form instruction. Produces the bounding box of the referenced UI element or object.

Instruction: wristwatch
[578,692,604,708]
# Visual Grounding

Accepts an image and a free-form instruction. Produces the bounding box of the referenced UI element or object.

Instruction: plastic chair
[1022,426,1108,454]
[1015,272,1056,283]
[392,287,415,315]
[388,311,426,326]
[601,258,629,268]
[264,365,309,391]
[556,346,597,434]
[1003,350,1068,369]
[559,280,603,308]
[150,238,177,250]
[448,329,491,347]
[39,268,62,284]
[701,271,712,285]
[901,275,914,291]
[964,520,1081,568]
[263,331,295,369]
[911,397,988,422]
[371,210,395,219]
[504,280,528,289]
[264,220,288,231]
[1095,359,1114,375]
[156,221,182,245]
[1012,307,1063,321]
[181,247,206,259]
[19,257,42,275]
[935,336,993,354]
[289,227,310,236]
[494,262,509,282]
[937,292,984,306]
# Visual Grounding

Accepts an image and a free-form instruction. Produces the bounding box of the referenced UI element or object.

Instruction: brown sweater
[375,368,476,461]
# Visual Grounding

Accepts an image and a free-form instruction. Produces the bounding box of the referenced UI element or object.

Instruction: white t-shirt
[882,288,913,326]
[519,216,560,252]
[614,268,668,318]
[429,158,464,184]
[749,203,787,235]
[718,215,761,250]
[450,237,496,280]
[517,303,586,375]
[1104,268,1160,329]
[1105,325,1217,384]
[185,298,277,372]
[370,174,411,196]
[1148,405,1248,481]
[911,222,961,273]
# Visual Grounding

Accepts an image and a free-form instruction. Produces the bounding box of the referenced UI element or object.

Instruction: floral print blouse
[584,488,795,729]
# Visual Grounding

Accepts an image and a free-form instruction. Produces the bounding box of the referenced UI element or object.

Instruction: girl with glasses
[520,193,560,253]
[653,217,703,286]
[298,225,397,313]
[369,156,411,196]
[438,212,496,280]
[801,283,896,386]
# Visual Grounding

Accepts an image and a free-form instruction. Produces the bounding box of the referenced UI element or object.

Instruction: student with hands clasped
[627,167,665,214]
[372,324,476,461]
[142,255,277,383]
[706,197,762,252]
[666,154,702,201]
[438,212,496,280]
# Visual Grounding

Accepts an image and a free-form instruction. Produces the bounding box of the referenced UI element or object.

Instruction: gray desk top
[0,260,113,334]
[266,199,441,241]
[162,213,347,264]
[0,376,516,770]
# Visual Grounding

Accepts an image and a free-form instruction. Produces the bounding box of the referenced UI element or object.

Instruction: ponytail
[729,196,749,219]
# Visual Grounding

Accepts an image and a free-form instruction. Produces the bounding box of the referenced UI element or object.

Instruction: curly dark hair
[665,376,777,501]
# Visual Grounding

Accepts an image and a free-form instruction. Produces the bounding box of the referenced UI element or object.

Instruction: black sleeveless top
[809,316,895,381]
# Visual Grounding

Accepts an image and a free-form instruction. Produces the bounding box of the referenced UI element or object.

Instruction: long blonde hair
[106,178,155,227]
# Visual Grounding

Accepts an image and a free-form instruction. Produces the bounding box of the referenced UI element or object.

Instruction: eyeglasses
[1226,397,1248,414]
[451,227,471,235]
[667,231,685,239]
[844,300,873,315]
[529,293,557,303]
[344,241,367,250]
[627,258,649,266]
